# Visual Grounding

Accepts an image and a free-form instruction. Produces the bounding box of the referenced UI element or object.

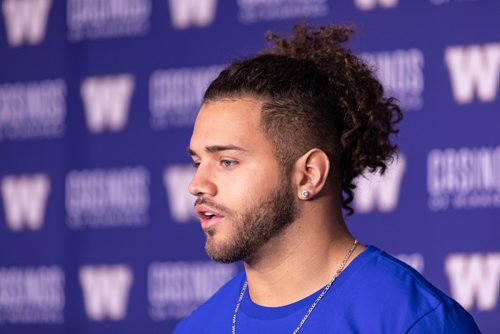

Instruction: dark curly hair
[203,24,402,215]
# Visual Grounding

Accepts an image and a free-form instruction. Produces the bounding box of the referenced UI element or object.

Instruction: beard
[202,175,298,263]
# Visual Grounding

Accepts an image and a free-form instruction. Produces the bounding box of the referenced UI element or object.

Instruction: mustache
[194,197,229,215]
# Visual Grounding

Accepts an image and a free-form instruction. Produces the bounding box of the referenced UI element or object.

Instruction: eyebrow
[188,145,246,156]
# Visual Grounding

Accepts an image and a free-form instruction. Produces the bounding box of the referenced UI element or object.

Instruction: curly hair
[203,24,402,215]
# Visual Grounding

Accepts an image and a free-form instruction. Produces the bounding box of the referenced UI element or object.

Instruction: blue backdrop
[0,0,499,333]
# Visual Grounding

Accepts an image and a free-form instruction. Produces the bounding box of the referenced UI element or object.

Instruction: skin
[189,97,366,307]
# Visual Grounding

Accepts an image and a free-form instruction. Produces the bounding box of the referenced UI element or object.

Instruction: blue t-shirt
[173,246,480,333]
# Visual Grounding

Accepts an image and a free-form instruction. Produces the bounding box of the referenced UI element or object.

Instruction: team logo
[163,164,196,223]
[80,74,135,133]
[79,265,133,321]
[446,252,500,311]
[445,43,500,104]
[167,0,217,29]
[354,155,406,213]
[2,0,52,47]
[1,174,50,231]
[353,0,398,10]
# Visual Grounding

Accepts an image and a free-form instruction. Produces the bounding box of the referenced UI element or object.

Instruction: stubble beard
[205,175,298,263]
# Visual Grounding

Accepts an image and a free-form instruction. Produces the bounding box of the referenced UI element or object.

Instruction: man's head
[189,98,298,263]
[189,24,402,262]
[203,24,402,214]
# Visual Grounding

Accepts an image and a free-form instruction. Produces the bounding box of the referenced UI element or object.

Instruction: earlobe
[300,190,310,199]
[295,148,330,200]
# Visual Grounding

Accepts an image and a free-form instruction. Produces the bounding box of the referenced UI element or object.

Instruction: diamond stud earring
[300,190,310,199]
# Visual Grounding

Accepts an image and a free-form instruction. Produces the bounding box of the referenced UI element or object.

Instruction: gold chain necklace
[231,239,359,334]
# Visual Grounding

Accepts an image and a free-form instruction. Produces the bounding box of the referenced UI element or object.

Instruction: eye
[220,159,238,168]
[192,161,200,168]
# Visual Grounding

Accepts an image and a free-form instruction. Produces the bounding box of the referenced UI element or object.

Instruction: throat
[243,237,361,307]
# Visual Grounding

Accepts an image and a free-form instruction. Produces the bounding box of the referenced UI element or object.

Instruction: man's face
[188,98,298,263]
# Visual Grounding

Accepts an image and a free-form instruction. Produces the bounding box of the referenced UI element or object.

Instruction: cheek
[225,172,279,204]
[216,159,282,202]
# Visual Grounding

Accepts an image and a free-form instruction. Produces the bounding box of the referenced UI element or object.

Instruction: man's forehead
[189,98,269,154]
[192,99,261,135]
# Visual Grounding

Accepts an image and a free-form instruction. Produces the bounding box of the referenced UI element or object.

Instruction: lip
[195,204,225,230]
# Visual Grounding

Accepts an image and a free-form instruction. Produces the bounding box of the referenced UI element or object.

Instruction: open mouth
[196,206,224,230]
[203,211,216,219]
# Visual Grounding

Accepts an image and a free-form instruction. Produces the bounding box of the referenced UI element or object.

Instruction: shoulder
[173,271,245,334]
[355,246,449,302]
[343,246,480,333]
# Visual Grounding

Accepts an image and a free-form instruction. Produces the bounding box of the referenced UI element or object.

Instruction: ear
[292,148,330,200]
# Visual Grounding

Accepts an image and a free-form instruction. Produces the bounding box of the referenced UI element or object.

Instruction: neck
[242,198,365,307]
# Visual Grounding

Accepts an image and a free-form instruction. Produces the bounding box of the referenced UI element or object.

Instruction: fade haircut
[203,24,403,215]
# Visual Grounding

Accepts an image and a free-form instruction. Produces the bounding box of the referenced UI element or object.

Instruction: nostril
[188,169,216,197]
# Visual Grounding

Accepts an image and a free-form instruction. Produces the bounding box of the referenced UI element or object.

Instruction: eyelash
[191,160,238,169]
[220,159,238,168]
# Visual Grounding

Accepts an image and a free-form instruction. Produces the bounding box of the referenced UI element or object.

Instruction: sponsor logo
[427,146,500,211]
[445,43,500,104]
[395,253,424,274]
[79,265,133,321]
[67,0,151,41]
[354,0,398,10]
[0,79,66,141]
[354,155,406,213]
[164,165,196,223]
[1,174,50,231]
[81,74,134,133]
[445,253,500,311]
[1,0,52,47]
[361,49,424,110]
[66,167,150,229]
[0,266,64,324]
[237,0,328,24]
[168,0,217,29]
[430,0,480,5]
[149,66,222,129]
[148,261,237,320]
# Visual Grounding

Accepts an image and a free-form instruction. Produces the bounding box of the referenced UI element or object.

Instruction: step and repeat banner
[0,0,498,333]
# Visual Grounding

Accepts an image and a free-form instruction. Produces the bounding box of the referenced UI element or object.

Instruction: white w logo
[164,165,196,223]
[1,174,50,231]
[353,0,398,10]
[80,74,135,133]
[79,265,134,321]
[445,253,500,311]
[2,0,52,47]
[168,0,217,29]
[354,155,406,213]
[445,43,500,104]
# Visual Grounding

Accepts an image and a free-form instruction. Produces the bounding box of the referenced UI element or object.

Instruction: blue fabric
[173,246,480,333]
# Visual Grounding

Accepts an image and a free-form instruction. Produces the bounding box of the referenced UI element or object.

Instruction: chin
[205,240,246,264]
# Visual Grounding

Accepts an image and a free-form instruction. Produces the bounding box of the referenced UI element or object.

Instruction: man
[174,24,480,333]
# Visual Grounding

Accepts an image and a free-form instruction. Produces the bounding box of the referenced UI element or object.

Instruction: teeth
[204,212,215,217]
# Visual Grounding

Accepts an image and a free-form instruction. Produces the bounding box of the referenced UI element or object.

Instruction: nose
[188,164,217,197]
